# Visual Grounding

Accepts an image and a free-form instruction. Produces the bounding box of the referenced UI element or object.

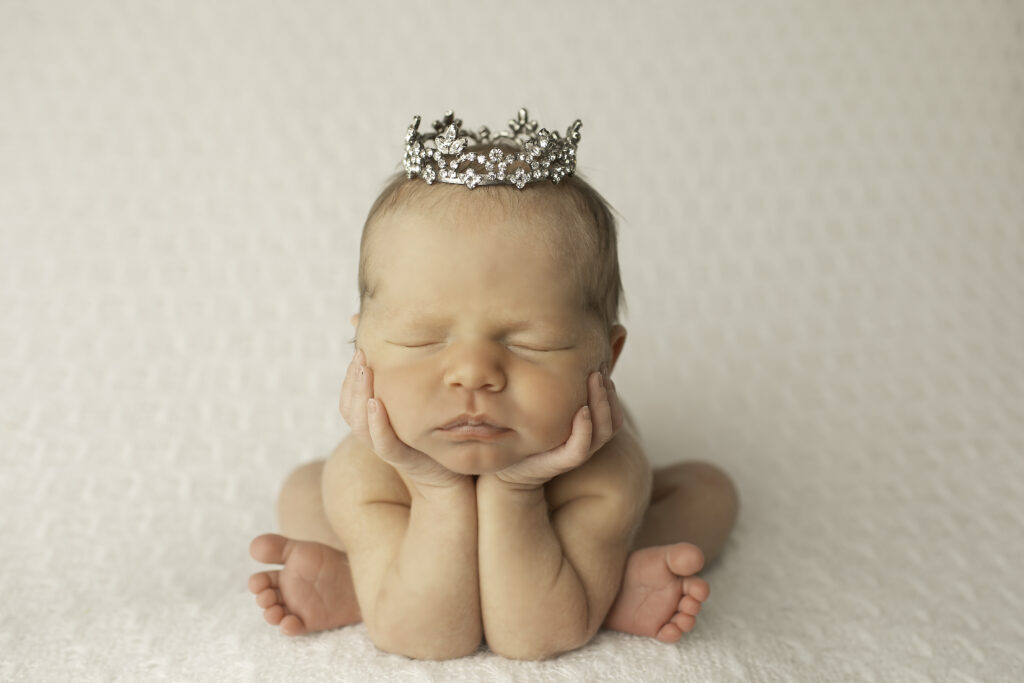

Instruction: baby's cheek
[369,368,420,442]
[521,376,589,451]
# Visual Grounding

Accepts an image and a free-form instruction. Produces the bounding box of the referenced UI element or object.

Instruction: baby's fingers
[342,352,374,441]
[605,370,625,433]
[366,398,410,465]
[587,371,615,454]
[561,404,594,467]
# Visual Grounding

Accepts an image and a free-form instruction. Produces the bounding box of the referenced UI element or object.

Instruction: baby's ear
[350,313,360,329]
[608,325,627,371]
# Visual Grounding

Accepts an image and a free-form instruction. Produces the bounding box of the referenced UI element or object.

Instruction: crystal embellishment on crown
[403,109,582,189]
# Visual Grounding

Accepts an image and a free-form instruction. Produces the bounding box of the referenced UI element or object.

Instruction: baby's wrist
[408,474,475,502]
[477,473,546,499]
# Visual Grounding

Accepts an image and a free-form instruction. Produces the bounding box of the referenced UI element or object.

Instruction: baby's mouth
[439,425,511,439]
[437,416,511,438]
[439,414,505,429]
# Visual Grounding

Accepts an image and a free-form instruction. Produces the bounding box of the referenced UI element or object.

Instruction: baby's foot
[248,534,361,636]
[602,543,709,643]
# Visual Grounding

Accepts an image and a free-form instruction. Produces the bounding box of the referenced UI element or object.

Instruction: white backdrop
[2,1,1023,680]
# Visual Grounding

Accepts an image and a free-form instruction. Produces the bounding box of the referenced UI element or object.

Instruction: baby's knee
[282,460,325,495]
[680,461,739,511]
[687,461,732,484]
[276,460,326,520]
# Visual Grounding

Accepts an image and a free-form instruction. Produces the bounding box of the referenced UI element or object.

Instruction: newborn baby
[248,111,739,660]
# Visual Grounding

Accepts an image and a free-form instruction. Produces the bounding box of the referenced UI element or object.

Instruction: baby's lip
[438,414,508,431]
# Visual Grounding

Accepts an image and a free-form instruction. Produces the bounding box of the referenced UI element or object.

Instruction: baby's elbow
[374,631,483,661]
[369,617,483,661]
[436,632,485,660]
[488,642,570,661]
[487,624,593,661]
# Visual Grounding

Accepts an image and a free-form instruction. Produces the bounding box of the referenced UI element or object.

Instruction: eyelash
[506,344,551,353]
[387,341,558,353]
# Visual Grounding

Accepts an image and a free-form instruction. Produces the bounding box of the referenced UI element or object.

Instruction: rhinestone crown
[403,108,582,190]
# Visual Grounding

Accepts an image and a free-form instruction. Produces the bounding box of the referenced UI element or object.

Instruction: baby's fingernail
[597,372,604,388]
[367,398,377,413]
[582,406,591,420]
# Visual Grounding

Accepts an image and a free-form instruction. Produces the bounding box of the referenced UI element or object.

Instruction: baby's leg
[248,459,361,635]
[632,461,739,564]
[276,460,344,550]
[603,462,738,642]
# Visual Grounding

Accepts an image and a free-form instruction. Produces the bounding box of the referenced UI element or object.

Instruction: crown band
[403,109,582,190]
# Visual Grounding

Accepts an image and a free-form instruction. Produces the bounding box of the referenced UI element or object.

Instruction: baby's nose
[443,342,506,392]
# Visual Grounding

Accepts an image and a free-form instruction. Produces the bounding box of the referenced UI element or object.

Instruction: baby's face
[354,194,617,475]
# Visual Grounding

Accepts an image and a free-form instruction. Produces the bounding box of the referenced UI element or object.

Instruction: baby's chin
[422,438,543,476]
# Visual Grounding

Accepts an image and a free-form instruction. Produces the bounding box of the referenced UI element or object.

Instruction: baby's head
[350,162,626,475]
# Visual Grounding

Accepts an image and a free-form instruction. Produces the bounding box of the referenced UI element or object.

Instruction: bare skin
[248,190,740,656]
[249,457,737,643]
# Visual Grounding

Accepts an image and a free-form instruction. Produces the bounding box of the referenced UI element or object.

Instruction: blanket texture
[2,1,1022,680]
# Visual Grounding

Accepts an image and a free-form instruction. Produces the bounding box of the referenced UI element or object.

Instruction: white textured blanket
[2,1,1022,681]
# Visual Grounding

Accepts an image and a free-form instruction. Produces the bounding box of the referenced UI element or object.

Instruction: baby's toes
[666,542,705,577]
[280,614,308,637]
[672,612,696,634]
[678,594,702,616]
[256,587,281,609]
[683,575,710,603]
[263,603,286,626]
[249,533,290,564]
[248,570,278,595]
[655,622,684,643]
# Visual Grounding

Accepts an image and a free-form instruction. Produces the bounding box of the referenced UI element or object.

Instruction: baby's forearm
[476,475,590,660]
[367,479,481,659]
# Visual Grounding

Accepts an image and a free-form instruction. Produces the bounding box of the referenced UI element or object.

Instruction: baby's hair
[358,162,625,331]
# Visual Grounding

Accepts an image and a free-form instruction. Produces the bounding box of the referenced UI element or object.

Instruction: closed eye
[386,340,444,348]
[385,340,573,352]
[506,343,573,353]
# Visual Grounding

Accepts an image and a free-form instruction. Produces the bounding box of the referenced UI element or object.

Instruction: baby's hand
[340,349,468,491]
[492,368,623,490]
[339,349,374,446]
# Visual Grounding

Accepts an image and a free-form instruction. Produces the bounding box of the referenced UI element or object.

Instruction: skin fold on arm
[476,369,647,660]
[322,366,484,660]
